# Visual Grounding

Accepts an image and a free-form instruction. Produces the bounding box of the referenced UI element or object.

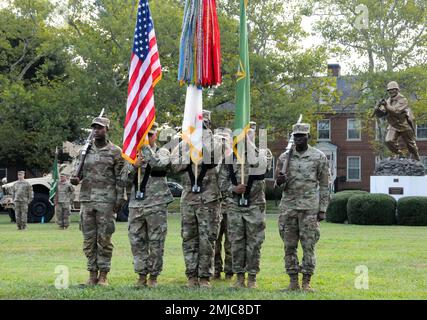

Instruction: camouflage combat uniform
[219,148,272,279]
[384,93,420,161]
[77,141,125,273]
[12,180,33,230]
[276,145,330,276]
[55,180,75,228]
[172,131,222,282]
[120,144,173,278]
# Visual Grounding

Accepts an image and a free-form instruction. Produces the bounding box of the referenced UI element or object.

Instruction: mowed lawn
[0,200,426,300]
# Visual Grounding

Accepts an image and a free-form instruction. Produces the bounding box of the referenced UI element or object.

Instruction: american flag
[122,0,161,163]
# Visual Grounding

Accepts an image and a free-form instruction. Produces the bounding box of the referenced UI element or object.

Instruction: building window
[416,124,427,140]
[347,119,361,140]
[347,156,361,181]
[422,156,427,174]
[317,119,331,141]
[265,157,275,180]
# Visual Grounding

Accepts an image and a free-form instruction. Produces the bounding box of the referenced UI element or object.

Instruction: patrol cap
[148,122,159,135]
[202,110,211,122]
[249,121,257,130]
[292,123,310,135]
[18,170,25,175]
[91,117,110,128]
[60,172,70,177]
[387,81,400,91]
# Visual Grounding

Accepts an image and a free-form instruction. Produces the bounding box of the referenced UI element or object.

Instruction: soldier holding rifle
[373,81,420,161]
[71,115,125,286]
[275,121,330,292]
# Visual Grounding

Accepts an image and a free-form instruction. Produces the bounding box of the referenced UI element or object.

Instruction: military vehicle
[0,162,80,223]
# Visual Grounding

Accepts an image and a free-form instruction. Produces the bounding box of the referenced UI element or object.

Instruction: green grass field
[0,200,426,300]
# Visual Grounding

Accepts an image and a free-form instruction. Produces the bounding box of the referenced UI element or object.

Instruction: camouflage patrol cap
[387,81,399,91]
[91,117,110,128]
[249,121,257,130]
[293,123,310,135]
[60,172,70,177]
[148,122,159,135]
[202,110,211,122]
[18,170,25,175]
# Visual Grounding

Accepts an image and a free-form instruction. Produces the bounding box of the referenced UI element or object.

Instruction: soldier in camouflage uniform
[70,117,125,286]
[218,122,272,288]
[12,171,33,230]
[55,173,75,230]
[214,127,233,280]
[275,123,330,292]
[120,122,174,288]
[171,110,222,289]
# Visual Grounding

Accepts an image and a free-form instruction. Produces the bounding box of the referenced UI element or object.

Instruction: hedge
[326,190,368,223]
[397,197,427,226]
[347,193,396,225]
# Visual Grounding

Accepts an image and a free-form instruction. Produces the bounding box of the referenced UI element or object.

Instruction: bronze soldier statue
[373,81,420,161]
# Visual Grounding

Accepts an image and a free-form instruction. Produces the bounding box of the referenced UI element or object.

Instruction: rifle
[371,98,387,118]
[279,114,303,177]
[72,108,105,180]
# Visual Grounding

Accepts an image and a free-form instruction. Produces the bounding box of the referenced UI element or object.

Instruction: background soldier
[55,173,75,230]
[376,81,420,161]
[219,122,272,289]
[12,171,33,230]
[120,123,174,288]
[275,123,330,292]
[171,110,222,289]
[214,127,233,281]
[70,117,125,286]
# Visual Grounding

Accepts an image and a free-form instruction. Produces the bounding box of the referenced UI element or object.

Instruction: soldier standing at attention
[219,122,272,289]
[214,127,234,281]
[171,110,222,289]
[56,173,75,230]
[12,171,33,230]
[71,117,125,286]
[275,123,330,292]
[120,123,174,288]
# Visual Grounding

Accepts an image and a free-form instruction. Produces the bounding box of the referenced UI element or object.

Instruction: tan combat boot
[247,274,257,289]
[148,275,158,288]
[186,277,199,288]
[97,271,109,286]
[302,274,315,292]
[283,274,300,292]
[136,274,147,287]
[85,271,98,286]
[232,273,246,288]
[199,277,212,289]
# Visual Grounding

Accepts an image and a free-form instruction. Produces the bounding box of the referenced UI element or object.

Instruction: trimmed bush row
[326,190,368,223]
[326,192,427,226]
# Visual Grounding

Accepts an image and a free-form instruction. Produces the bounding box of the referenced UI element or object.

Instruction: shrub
[397,197,427,226]
[326,190,368,223]
[347,194,396,225]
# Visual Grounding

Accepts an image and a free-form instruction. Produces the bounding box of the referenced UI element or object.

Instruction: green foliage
[397,197,427,226]
[326,190,368,223]
[347,193,396,225]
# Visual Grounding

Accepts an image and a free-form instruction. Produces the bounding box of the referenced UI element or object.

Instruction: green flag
[233,0,250,162]
[49,147,59,205]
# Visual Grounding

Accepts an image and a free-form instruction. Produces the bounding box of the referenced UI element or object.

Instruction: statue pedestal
[370,158,427,200]
[370,176,427,201]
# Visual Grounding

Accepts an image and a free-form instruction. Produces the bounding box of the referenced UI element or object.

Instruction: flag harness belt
[227,164,265,207]
[134,164,167,200]
[186,162,217,193]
